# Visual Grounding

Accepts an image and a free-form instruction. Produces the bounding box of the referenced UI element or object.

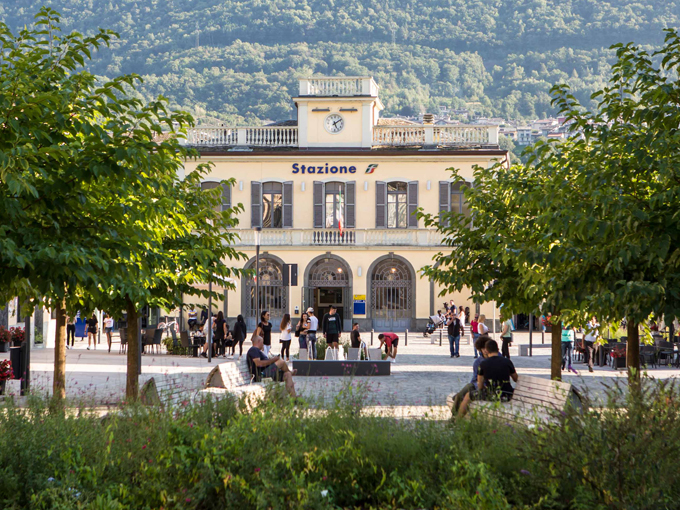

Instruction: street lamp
[254,227,262,326]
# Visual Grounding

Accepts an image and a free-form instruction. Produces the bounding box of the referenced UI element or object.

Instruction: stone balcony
[232,228,445,247]
[184,124,498,149]
[297,76,379,97]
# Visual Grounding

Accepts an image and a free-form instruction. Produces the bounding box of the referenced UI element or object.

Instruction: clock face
[324,113,344,134]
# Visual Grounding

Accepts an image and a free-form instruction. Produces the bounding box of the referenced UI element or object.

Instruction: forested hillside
[2,1,674,123]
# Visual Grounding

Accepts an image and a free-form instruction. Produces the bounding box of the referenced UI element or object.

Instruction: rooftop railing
[184,124,498,149]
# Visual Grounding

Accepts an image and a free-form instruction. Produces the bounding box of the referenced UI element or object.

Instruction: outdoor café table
[656,346,676,367]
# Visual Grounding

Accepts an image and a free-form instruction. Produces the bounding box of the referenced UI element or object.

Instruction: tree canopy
[421,30,680,380]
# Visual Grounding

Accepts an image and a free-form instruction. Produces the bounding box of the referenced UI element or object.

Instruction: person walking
[66,314,76,350]
[296,312,309,352]
[232,314,247,359]
[254,310,273,357]
[279,314,292,362]
[500,313,513,359]
[561,325,578,374]
[213,311,227,358]
[86,313,98,350]
[103,314,115,353]
[306,307,319,360]
[321,305,342,350]
[459,307,466,326]
[470,315,480,359]
[584,316,599,372]
[447,310,464,358]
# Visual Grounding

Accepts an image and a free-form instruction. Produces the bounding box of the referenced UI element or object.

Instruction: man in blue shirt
[449,335,491,414]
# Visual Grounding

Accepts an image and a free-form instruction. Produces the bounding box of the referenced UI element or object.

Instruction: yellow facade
[184,76,507,331]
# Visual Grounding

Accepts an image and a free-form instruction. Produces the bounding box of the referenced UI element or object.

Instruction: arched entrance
[242,255,288,329]
[369,256,415,331]
[304,255,352,331]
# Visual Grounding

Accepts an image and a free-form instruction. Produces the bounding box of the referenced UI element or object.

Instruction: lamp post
[254,227,262,327]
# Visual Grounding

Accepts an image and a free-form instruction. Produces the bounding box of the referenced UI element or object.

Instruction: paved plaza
[2,331,674,414]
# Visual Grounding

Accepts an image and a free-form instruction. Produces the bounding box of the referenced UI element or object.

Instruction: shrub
[1,377,680,509]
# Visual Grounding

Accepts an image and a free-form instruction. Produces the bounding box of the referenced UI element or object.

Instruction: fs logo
[365,164,378,174]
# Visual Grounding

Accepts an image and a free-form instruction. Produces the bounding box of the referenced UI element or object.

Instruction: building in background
[183,76,507,331]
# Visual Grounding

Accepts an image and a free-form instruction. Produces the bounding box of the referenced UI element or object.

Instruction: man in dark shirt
[458,339,518,418]
[447,312,464,358]
[246,336,298,397]
[350,323,361,348]
[321,305,342,349]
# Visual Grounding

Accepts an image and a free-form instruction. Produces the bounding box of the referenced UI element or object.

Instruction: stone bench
[199,358,266,406]
[447,375,583,425]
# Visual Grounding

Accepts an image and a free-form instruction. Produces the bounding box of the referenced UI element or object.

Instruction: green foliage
[421,29,680,340]
[0,1,675,122]
[2,379,680,508]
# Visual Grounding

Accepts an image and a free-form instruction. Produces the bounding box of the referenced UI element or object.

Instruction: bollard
[439,329,442,346]
[405,329,408,346]
[371,329,374,346]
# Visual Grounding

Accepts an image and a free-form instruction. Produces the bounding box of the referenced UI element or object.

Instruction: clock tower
[294,77,384,149]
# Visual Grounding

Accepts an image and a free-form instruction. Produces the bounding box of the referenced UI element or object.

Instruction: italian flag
[337,186,344,236]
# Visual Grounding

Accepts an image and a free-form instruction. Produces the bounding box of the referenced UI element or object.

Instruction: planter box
[291,360,391,376]
[0,342,8,353]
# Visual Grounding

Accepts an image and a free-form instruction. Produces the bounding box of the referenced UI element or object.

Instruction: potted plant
[10,327,24,347]
[0,359,13,395]
[34,333,44,348]
[0,327,10,353]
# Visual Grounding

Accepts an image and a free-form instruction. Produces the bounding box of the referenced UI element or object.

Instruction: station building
[184,76,507,332]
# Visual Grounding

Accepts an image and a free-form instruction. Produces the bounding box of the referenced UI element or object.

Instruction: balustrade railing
[184,124,497,148]
[372,126,425,146]
[245,126,298,146]
[298,77,378,96]
[232,229,445,247]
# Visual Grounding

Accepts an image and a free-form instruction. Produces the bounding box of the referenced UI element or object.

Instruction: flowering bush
[0,360,13,381]
[9,327,24,344]
[0,327,10,344]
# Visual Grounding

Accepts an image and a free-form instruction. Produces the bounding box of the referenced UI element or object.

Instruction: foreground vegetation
[1,379,679,509]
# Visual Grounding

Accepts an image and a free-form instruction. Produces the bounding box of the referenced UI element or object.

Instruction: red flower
[254,468,261,473]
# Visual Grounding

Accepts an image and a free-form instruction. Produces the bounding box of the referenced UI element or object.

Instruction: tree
[421,31,680,385]
[0,9,246,400]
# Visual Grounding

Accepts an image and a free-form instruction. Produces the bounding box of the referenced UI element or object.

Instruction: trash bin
[9,346,22,380]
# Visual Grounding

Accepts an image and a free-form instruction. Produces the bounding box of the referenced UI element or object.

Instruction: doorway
[315,287,345,326]
[305,256,352,331]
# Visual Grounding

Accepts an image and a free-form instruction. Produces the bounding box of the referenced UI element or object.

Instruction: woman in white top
[104,314,115,353]
[279,314,292,362]
[477,314,489,336]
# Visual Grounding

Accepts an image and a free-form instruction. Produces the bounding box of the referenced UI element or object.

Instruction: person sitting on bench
[458,339,518,418]
[246,335,298,397]
[449,334,492,413]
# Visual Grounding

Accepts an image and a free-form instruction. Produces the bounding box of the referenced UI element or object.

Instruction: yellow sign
[353,294,366,301]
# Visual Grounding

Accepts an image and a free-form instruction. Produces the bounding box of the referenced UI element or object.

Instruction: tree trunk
[126,297,140,402]
[626,318,640,386]
[53,304,67,400]
[551,318,563,381]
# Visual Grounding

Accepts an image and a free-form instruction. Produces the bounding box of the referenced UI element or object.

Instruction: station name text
[292,163,356,174]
